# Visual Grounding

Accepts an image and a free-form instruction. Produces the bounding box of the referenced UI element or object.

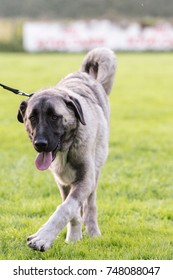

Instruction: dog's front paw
[27,226,56,252]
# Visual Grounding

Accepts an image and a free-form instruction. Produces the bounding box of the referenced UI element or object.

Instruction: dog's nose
[34,139,48,151]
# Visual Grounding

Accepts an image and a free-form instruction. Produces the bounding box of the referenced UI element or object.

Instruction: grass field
[0,52,173,260]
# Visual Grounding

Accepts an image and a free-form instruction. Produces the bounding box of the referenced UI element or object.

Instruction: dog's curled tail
[81,47,116,95]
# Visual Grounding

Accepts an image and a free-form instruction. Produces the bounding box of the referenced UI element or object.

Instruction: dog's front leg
[58,184,82,243]
[27,182,91,252]
[27,196,80,251]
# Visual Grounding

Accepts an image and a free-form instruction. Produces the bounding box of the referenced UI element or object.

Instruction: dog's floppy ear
[64,96,86,125]
[17,100,28,123]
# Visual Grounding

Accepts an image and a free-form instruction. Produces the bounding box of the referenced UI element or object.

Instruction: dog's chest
[50,151,76,186]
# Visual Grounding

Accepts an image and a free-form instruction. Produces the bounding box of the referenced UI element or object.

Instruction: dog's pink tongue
[35,152,52,171]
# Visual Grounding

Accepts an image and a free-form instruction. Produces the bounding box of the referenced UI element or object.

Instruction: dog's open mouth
[35,152,52,171]
[35,145,59,171]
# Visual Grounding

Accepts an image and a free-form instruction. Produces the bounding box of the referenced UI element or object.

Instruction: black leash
[0,83,33,97]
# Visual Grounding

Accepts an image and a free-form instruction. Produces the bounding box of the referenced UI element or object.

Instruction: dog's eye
[29,115,36,122]
[51,115,58,120]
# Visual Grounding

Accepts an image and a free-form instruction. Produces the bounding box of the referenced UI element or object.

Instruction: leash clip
[0,83,33,97]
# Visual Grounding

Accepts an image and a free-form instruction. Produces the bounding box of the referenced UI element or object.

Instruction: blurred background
[0,0,173,52]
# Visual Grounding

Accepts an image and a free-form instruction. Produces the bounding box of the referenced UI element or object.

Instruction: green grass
[0,52,173,260]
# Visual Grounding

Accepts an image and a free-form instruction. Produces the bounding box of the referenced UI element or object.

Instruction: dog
[17,48,116,251]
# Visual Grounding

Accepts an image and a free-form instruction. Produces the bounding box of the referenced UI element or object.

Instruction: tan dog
[17,48,116,251]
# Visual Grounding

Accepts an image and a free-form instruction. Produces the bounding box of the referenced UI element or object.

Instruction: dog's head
[17,89,86,171]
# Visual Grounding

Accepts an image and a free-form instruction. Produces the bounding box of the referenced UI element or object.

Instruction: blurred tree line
[0,0,173,19]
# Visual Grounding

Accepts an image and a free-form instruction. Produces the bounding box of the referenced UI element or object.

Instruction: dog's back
[57,48,116,119]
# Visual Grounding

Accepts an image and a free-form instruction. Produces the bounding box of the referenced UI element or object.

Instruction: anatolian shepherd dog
[17,48,116,252]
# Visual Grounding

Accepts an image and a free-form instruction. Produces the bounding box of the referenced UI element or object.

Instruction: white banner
[23,20,173,52]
